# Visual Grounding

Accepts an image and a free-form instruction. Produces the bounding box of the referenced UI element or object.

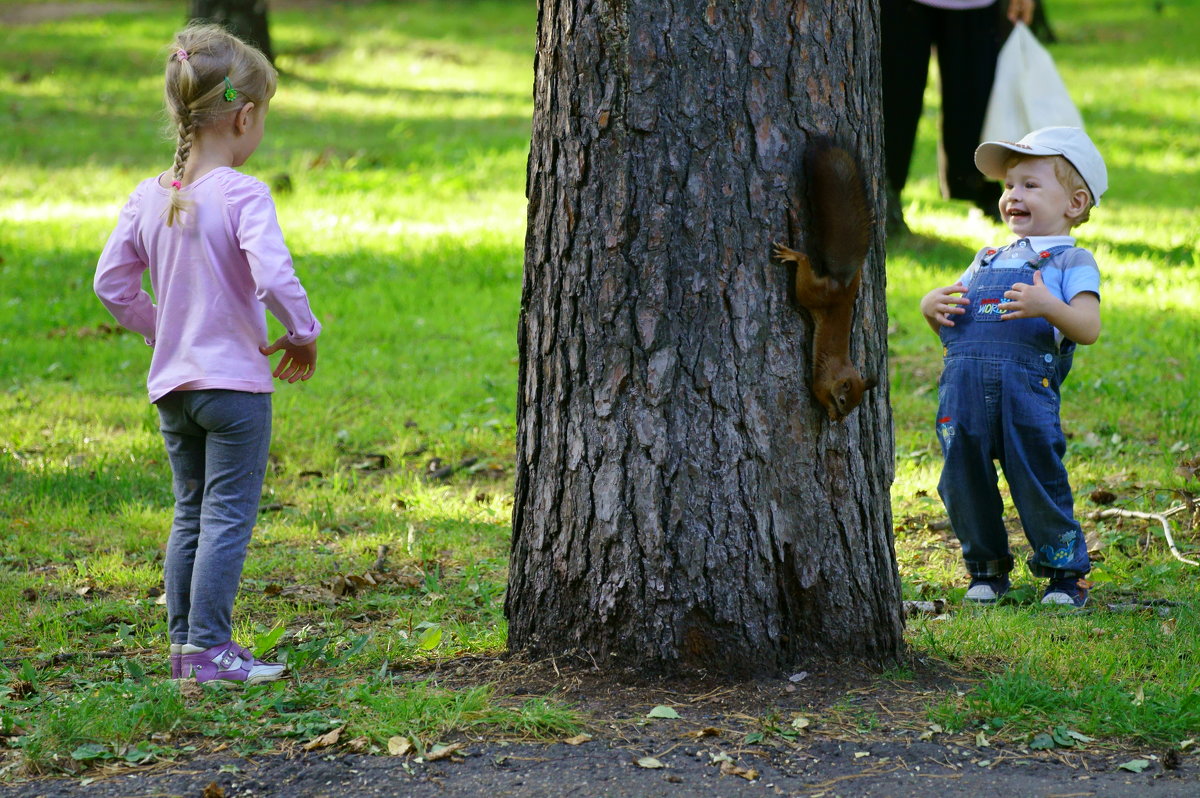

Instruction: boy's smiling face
[999,157,1087,238]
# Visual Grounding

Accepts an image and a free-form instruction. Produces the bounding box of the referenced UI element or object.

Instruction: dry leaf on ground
[719,761,759,780]
[303,726,343,751]
[425,743,465,762]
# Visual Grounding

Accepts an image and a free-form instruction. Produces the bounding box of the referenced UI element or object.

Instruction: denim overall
[936,240,1090,579]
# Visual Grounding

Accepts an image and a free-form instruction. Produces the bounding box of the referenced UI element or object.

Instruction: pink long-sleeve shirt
[94,168,321,403]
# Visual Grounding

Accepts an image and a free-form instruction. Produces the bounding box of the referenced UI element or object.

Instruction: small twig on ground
[801,763,906,790]
[372,544,389,571]
[1089,505,1198,566]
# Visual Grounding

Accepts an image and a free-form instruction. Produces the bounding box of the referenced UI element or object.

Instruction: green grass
[0,0,1198,776]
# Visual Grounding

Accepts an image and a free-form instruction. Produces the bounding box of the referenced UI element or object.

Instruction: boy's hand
[260,336,318,383]
[1001,270,1057,320]
[920,283,970,330]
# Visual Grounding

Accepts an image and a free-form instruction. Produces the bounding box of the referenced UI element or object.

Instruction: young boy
[919,127,1107,608]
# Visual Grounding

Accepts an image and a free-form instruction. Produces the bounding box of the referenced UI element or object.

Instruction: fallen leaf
[647,705,680,720]
[425,743,465,762]
[1030,733,1056,750]
[976,731,989,747]
[1117,758,1151,773]
[719,761,759,780]
[177,681,205,701]
[788,671,809,683]
[636,756,665,769]
[854,751,870,759]
[1161,618,1177,636]
[686,727,722,739]
[202,782,225,798]
[303,726,343,751]
[1051,726,1078,747]
[346,736,370,752]
[791,716,811,730]
[1133,685,1146,706]
[387,736,413,756]
[902,600,948,617]
[563,734,592,746]
[417,626,443,650]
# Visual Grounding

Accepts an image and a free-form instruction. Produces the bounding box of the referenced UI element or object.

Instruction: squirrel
[773,138,877,422]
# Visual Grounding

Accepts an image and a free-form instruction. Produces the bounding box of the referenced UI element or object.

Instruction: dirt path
[2,660,1196,798]
[3,736,1196,798]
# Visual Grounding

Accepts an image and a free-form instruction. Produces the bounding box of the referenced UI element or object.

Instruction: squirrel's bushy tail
[805,138,874,286]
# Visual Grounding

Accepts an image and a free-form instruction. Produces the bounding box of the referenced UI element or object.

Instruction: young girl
[94,24,321,683]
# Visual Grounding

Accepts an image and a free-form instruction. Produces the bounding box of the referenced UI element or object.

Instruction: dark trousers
[881,0,1007,208]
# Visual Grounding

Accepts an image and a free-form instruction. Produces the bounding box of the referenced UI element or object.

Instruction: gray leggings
[157,390,272,648]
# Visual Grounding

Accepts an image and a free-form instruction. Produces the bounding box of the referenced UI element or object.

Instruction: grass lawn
[1,0,1198,778]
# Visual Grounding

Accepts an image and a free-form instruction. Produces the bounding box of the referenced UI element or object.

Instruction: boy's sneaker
[1041,576,1090,608]
[170,643,183,679]
[179,641,286,685]
[964,575,1010,604]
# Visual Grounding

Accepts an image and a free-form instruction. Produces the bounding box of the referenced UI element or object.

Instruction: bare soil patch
[3,656,1196,797]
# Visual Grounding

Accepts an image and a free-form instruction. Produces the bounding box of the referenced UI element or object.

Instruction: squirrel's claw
[773,242,805,264]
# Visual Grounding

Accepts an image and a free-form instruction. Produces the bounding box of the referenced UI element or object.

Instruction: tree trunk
[508,0,902,675]
[188,0,273,63]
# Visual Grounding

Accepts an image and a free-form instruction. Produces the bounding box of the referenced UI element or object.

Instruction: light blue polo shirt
[956,236,1100,343]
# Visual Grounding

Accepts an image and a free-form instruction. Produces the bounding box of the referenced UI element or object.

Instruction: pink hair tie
[171,180,182,190]
[175,48,189,61]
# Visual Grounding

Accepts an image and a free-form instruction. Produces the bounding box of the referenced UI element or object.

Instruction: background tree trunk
[508,0,902,675]
[188,0,273,63]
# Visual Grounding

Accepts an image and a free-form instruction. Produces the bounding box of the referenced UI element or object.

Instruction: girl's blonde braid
[166,110,196,227]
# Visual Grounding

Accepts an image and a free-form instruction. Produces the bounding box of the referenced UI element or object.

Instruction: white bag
[980,22,1084,144]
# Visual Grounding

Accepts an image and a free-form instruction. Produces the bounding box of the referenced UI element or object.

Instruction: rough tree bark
[507,0,902,675]
[188,0,273,63]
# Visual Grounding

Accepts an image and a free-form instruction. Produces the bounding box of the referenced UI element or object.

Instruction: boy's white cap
[975,126,1107,205]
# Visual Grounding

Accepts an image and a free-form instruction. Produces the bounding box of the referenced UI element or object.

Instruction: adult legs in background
[881,0,935,232]
[934,3,1007,214]
[881,1,1009,228]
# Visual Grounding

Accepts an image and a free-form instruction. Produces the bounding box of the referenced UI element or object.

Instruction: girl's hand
[260,336,318,383]
[1001,270,1057,320]
[920,283,970,330]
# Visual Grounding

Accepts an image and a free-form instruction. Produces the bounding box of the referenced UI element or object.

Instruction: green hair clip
[223,77,237,102]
